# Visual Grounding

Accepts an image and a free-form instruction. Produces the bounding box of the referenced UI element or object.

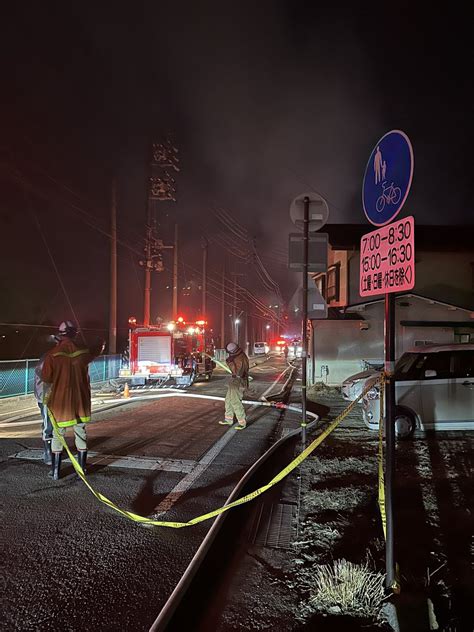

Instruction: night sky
[1,1,472,357]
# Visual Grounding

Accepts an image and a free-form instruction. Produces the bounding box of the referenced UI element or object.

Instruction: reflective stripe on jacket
[42,340,99,428]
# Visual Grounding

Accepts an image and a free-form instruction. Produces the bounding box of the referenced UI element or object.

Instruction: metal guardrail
[213,349,227,362]
[0,355,121,399]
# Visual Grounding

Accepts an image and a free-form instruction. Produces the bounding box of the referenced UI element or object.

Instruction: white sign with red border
[360,216,415,297]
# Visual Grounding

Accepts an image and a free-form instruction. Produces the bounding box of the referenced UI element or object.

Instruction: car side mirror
[424,369,437,378]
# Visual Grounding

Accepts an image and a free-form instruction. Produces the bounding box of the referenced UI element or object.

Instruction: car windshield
[394,352,427,380]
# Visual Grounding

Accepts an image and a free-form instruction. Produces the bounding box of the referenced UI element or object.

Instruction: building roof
[324,224,473,252]
[346,292,474,313]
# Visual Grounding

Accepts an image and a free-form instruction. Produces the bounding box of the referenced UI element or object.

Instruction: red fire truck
[120,317,215,386]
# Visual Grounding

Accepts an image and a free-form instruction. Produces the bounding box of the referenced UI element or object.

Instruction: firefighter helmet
[226,342,240,355]
[58,320,78,339]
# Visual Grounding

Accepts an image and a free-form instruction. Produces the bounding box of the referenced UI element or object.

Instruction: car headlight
[366,386,380,400]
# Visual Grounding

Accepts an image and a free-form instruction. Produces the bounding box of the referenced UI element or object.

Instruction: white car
[253,342,267,355]
[363,344,474,438]
[342,368,381,401]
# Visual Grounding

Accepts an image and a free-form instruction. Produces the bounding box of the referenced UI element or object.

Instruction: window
[326,264,340,303]
[454,333,471,344]
[313,274,326,299]
[452,350,474,378]
[423,351,452,379]
[395,352,426,380]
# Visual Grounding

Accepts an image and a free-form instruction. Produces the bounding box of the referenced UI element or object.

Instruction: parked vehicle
[253,342,267,355]
[342,368,381,401]
[362,344,474,438]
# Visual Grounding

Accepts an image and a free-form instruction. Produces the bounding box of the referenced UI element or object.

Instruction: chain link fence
[0,355,121,399]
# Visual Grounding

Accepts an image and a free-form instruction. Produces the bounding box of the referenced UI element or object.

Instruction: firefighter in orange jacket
[42,321,104,480]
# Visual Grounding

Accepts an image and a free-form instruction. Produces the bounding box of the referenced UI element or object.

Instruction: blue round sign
[362,130,414,226]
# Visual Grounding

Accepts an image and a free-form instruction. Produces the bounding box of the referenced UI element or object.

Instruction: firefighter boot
[50,452,62,480]
[43,440,52,465]
[77,450,87,476]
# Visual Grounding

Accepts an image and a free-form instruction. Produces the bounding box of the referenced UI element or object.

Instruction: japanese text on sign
[360,216,415,297]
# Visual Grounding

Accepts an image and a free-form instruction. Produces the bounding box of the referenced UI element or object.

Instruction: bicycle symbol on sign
[376,181,401,213]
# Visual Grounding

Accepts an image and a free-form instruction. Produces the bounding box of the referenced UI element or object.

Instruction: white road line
[148,427,238,518]
[258,365,292,401]
[0,405,37,417]
[10,449,196,473]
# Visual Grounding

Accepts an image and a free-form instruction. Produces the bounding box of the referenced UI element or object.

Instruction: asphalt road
[0,355,301,632]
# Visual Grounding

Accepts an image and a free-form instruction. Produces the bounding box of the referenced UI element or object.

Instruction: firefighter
[33,334,60,465]
[42,321,105,480]
[219,341,249,430]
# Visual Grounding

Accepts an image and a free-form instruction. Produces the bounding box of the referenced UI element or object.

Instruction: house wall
[310,296,470,386]
[311,320,382,386]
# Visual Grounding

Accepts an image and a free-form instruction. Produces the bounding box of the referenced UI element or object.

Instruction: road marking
[9,449,196,473]
[259,365,292,401]
[148,426,238,518]
[146,369,291,520]
[0,405,37,417]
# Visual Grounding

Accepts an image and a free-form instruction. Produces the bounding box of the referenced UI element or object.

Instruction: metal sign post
[301,196,309,446]
[384,292,396,589]
[289,192,329,447]
[362,130,414,591]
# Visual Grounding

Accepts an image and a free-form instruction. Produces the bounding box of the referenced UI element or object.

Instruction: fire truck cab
[121,317,215,387]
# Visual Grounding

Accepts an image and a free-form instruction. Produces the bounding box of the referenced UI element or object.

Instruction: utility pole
[142,196,153,327]
[232,273,237,340]
[231,272,245,343]
[202,237,208,317]
[173,223,178,318]
[109,178,117,353]
[220,265,225,348]
[140,139,179,326]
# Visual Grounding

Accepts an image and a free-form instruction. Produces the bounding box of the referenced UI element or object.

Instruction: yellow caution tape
[50,378,382,528]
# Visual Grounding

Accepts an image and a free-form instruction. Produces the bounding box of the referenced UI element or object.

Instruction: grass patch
[309,559,385,618]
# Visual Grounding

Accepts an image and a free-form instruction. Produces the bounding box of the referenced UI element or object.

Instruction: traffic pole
[202,237,208,318]
[384,292,396,589]
[220,264,225,348]
[301,196,309,447]
[173,224,178,319]
[109,178,117,353]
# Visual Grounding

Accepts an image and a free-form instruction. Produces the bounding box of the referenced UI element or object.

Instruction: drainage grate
[251,502,297,549]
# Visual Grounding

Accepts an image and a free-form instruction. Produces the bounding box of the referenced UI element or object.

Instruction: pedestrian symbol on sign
[363,130,414,226]
[374,146,383,184]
